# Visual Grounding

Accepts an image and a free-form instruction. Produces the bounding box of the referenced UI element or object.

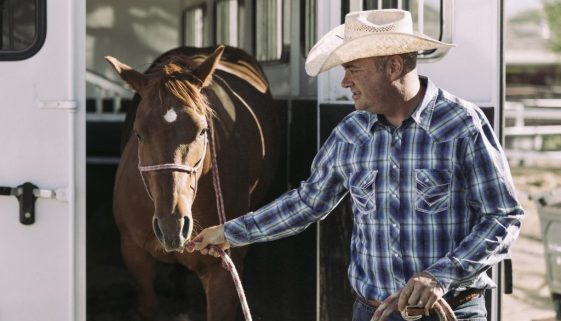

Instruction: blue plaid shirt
[224,76,523,301]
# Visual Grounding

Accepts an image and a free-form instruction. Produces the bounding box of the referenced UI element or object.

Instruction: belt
[356,288,484,310]
[444,288,485,309]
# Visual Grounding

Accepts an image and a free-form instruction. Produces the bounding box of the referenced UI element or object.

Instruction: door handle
[0,182,68,225]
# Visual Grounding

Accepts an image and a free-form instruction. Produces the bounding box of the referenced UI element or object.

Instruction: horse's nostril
[152,218,164,241]
[181,216,191,239]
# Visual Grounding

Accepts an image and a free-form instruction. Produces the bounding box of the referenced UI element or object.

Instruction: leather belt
[444,288,485,309]
[357,288,484,310]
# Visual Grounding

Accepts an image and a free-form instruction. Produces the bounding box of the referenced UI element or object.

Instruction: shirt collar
[367,76,438,134]
[410,76,438,133]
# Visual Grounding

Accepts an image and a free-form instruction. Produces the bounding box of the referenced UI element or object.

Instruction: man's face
[341,57,391,113]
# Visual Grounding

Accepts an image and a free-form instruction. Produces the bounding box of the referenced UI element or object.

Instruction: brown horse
[106,45,278,320]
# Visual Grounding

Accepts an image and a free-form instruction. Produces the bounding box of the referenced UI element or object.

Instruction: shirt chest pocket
[415,169,452,214]
[349,170,378,215]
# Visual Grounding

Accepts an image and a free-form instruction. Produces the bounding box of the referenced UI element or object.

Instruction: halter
[134,107,251,321]
[137,130,208,201]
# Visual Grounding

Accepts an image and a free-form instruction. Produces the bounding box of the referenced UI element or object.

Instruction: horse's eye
[134,130,144,142]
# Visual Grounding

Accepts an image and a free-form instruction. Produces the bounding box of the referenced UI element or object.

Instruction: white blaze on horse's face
[164,107,178,123]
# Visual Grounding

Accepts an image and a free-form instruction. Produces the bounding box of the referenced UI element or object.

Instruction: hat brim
[305,24,455,76]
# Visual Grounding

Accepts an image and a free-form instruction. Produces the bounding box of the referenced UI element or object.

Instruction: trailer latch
[0,183,68,225]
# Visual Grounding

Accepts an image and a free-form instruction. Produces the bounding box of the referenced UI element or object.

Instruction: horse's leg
[121,236,160,319]
[198,264,239,321]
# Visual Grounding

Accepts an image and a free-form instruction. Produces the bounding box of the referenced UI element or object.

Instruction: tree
[544,0,561,53]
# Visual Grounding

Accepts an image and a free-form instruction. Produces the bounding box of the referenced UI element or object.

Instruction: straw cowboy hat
[305,9,454,76]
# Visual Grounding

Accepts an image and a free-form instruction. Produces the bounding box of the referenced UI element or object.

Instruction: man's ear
[191,45,225,88]
[105,56,148,93]
[387,55,405,81]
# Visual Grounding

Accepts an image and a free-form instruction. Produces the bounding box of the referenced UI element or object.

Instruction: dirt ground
[503,166,561,321]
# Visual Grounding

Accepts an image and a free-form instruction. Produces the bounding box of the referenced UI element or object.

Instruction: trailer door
[0,0,85,320]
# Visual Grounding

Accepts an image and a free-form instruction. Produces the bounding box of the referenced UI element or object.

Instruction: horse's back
[202,46,278,210]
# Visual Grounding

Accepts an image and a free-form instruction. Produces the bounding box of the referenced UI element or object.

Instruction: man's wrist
[223,219,246,247]
[420,270,445,293]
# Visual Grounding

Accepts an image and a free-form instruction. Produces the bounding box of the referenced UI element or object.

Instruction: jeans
[352,295,487,321]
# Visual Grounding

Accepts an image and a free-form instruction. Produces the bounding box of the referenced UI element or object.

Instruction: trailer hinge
[0,183,68,225]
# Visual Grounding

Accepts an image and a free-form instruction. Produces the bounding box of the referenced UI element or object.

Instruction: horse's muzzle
[152,215,191,252]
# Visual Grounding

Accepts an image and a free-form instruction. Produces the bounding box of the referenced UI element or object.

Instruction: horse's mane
[120,46,267,153]
[147,55,213,120]
[120,54,213,153]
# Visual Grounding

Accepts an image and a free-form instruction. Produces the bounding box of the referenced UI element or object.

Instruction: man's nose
[341,71,352,88]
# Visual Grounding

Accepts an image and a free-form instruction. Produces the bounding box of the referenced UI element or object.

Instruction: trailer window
[362,0,443,49]
[238,0,247,49]
[215,0,238,47]
[302,0,317,57]
[0,0,46,60]
[254,0,288,62]
[183,6,205,47]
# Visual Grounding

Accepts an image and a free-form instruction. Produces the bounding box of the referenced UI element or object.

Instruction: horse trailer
[0,0,509,320]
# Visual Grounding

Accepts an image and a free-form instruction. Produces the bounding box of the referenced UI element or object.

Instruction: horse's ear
[191,45,224,88]
[105,56,148,93]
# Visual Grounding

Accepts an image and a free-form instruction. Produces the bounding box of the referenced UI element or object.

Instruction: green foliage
[509,9,544,24]
[544,0,561,53]
[543,135,561,151]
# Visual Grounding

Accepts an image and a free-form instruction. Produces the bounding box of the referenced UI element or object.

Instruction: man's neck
[384,74,425,128]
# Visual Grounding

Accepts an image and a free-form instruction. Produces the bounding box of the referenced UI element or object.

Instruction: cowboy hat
[304,9,454,76]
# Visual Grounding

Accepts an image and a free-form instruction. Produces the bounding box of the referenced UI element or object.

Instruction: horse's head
[106,46,224,252]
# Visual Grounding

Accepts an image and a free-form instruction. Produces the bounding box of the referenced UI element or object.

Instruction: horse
[106,45,278,320]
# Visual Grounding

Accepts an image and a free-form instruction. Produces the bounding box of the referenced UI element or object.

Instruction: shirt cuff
[223,214,254,247]
[424,257,458,293]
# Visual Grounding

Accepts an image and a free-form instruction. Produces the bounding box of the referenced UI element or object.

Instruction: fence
[505,100,561,167]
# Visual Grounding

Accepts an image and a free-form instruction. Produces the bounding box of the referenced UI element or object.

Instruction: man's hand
[397,271,444,316]
[371,291,400,321]
[185,225,230,257]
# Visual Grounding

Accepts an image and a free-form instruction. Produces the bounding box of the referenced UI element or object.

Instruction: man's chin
[354,103,367,111]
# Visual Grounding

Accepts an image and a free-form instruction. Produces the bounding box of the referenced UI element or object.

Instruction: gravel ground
[503,167,561,321]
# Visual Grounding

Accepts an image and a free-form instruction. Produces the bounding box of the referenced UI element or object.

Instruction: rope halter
[137,130,208,200]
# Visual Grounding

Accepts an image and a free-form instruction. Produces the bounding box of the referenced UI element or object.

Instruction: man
[187,9,523,321]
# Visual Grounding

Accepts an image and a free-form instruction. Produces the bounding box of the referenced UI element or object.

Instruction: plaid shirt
[224,76,523,301]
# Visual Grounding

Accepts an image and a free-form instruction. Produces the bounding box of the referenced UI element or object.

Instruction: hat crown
[344,9,413,40]
[304,8,453,76]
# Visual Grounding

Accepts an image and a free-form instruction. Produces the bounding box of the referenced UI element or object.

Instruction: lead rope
[207,117,228,230]
[210,245,253,321]
[207,116,253,321]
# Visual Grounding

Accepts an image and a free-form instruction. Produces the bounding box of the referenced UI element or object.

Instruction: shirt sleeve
[425,120,524,293]
[224,132,348,247]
